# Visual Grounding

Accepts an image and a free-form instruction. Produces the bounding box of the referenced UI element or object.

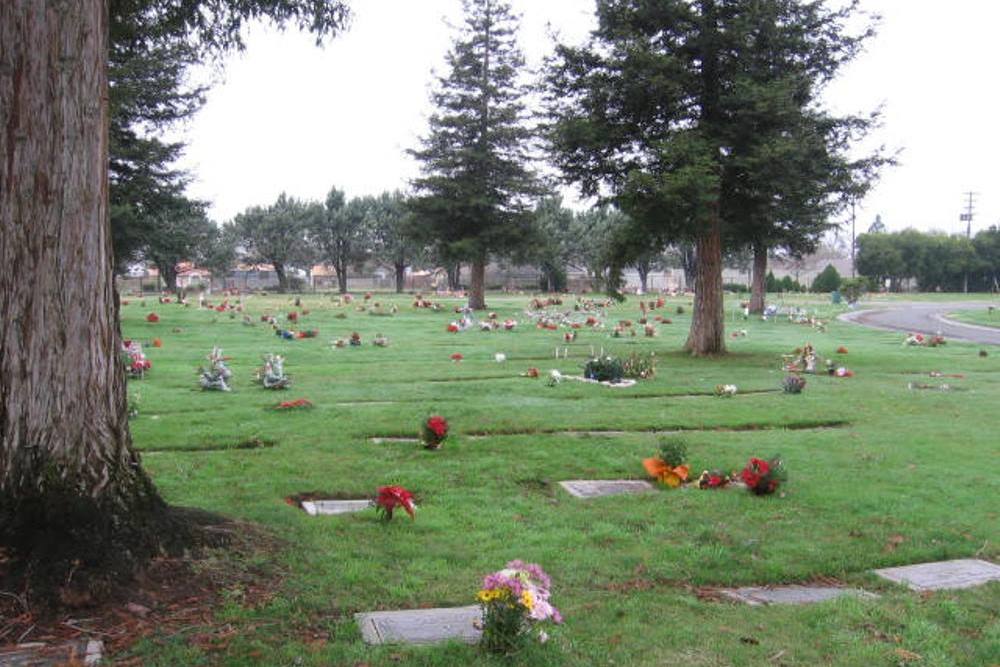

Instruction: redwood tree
[546,0,879,354]
[0,0,348,597]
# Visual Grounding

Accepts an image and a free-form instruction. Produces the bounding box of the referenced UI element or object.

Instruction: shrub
[811,264,842,293]
[839,277,869,303]
[583,355,624,383]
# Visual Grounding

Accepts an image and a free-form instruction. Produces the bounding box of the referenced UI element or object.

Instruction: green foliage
[230,193,318,291]
[408,0,539,273]
[582,355,624,383]
[621,352,656,379]
[657,439,688,468]
[856,229,991,292]
[839,277,869,303]
[309,188,373,294]
[546,0,885,321]
[811,264,842,293]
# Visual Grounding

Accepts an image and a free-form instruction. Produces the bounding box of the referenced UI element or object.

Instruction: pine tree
[409,0,538,309]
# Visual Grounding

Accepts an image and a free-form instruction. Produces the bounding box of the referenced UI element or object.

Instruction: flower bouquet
[715,384,737,397]
[146,312,159,323]
[256,353,290,389]
[739,456,786,495]
[375,485,416,521]
[349,332,362,346]
[373,333,389,347]
[696,470,731,489]
[122,340,151,379]
[642,439,690,488]
[622,352,656,379]
[564,331,576,343]
[477,561,561,654]
[904,333,925,346]
[199,347,232,391]
[644,324,656,337]
[421,415,449,449]
[523,367,540,378]
[447,322,460,333]
[836,345,848,354]
[781,375,806,394]
[503,319,517,331]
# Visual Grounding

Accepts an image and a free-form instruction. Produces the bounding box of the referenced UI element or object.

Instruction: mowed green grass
[119,292,999,666]
[946,305,1000,329]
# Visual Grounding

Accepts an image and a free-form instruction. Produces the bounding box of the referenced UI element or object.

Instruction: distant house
[175,262,212,289]
[310,264,337,290]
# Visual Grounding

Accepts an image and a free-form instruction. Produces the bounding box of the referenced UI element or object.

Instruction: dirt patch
[515,478,556,498]
[0,518,284,663]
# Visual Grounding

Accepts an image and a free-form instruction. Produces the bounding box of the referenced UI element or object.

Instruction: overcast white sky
[175,0,999,237]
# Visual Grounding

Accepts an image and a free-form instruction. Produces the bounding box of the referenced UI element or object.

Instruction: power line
[960,191,978,238]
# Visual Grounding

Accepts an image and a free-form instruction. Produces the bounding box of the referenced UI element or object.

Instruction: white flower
[494,353,507,363]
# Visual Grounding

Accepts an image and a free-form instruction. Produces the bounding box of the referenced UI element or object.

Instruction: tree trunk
[0,0,177,596]
[469,258,486,309]
[636,261,650,294]
[273,261,288,292]
[749,243,767,314]
[680,244,697,290]
[394,262,406,293]
[447,263,461,291]
[158,262,178,293]
[684,212,726,356]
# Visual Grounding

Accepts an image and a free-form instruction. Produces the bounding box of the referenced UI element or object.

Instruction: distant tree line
[856,227,1000,292]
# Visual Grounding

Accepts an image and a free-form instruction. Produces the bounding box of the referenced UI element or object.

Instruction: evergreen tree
[409,0,539,309]
[547,0,881,354]
[811,264,842,293]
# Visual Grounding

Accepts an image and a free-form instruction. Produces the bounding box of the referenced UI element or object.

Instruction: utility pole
[960,192,977,293]
[850,201,856,278]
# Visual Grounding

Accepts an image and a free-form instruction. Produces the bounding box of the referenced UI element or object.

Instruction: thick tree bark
[469,258,486,309]
[749,243,767,314]
[684,212,726,355]
[394,261,406,293]
[1,0,176,594]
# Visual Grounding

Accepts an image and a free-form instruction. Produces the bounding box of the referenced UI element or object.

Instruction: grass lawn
[117,291,999,666]
[946,306,1000,329]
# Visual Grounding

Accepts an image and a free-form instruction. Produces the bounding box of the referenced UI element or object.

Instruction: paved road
[839,301,1000,345]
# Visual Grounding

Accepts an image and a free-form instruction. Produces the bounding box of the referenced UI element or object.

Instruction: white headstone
[559,479,655,499]
[300,500,372,516]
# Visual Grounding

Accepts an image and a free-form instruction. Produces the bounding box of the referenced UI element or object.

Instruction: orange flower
[642,458,690,488]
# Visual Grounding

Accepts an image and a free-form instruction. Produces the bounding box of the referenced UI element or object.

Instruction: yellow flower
[520,589,535,610]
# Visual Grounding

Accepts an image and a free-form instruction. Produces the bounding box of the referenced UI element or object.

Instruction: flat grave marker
[873,559,1000,591]
[355,606,482,645]
[720,585,876,606]
[300,499,372,516]
[559,479,655,499]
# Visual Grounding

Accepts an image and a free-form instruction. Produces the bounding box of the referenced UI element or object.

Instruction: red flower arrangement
[524,367,540,378]
[696,470,731,489]
[739,456,786,495]
[215,305,227,312]
[564,331,576,342]
[375,485,415,521]
[836,346,848,354]
[585,316,598,326]
[447,323,460,333]
[287,312,298,322]
[422,415,449,449]
[276,398,313,410]
[152,338,162,348]
[146,312,159,323]
[450,352,464,362]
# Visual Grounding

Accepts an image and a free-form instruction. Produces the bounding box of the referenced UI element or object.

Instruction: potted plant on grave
[421,415,449,450]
